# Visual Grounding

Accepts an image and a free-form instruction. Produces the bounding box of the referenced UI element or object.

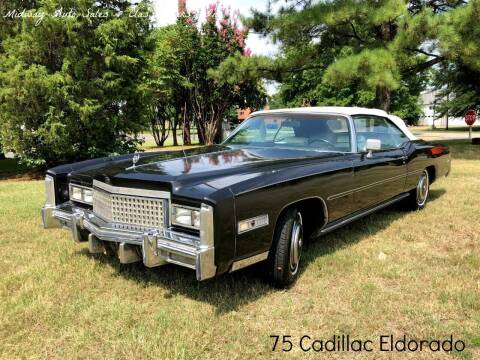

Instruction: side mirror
[364,139,381,158]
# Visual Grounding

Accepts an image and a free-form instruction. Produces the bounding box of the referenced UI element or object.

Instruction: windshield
[224,114,351,152]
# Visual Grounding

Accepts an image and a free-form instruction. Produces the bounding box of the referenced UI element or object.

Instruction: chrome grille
[93,188,167,231]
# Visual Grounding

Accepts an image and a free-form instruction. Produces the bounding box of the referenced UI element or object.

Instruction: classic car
[42,107,451,287]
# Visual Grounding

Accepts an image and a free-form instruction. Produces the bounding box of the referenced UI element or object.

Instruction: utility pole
[446,92,449,130]
[432,101,436,130]
[178,0,186,15]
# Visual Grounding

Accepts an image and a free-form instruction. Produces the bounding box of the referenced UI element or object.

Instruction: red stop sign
[465,109,477,126]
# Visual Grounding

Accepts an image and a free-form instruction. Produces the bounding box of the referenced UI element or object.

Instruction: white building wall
[419,90,465,126]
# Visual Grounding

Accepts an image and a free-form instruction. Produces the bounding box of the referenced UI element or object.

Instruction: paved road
[411,126,477,141]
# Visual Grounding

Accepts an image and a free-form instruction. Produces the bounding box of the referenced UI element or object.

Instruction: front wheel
[267,208,303,288]
[404,169,430,210]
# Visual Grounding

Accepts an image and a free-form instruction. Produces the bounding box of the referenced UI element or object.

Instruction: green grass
[1,141,479,359]
[141,130,200,151]
[142,139,200,152]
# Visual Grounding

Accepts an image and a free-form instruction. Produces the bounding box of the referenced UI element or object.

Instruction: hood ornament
[132,152,140,169]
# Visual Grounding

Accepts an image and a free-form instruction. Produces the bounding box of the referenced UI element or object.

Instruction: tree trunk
[376,22,393,112]
[183,119,191,145]
[376,85,390,112]
[446,93,449,130]
[197,123,205,144]
[172,117,178,146]
[182,105,191,145]
[214,118,223,144]
[150,115,170,147]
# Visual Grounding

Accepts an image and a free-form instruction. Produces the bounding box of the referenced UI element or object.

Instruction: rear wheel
[404,169,430,210]
[267,208,303,288]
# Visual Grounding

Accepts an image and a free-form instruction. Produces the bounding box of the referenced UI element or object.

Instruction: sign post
[465,109,477,139]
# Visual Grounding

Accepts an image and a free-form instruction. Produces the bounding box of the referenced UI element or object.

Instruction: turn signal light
[430,146,446,156]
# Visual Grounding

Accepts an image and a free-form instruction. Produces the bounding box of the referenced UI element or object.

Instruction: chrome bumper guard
[41,203,216,281]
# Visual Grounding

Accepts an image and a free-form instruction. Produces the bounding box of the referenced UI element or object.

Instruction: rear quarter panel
[404,141,451,190]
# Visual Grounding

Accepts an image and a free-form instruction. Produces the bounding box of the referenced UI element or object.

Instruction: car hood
[69,145,344,196]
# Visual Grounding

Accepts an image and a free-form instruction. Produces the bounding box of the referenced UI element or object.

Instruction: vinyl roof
[251,106,389,117]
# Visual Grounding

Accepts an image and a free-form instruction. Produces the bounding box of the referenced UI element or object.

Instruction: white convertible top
[251,106,417,140]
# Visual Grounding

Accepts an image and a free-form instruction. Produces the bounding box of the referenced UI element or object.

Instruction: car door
[351,115,409,211]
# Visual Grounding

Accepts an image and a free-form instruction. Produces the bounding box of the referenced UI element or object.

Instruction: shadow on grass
[75,188,446,315]
[303,188,446,260]
[0,158,43,181]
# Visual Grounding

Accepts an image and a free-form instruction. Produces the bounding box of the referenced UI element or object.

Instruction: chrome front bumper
[41,203,216,281]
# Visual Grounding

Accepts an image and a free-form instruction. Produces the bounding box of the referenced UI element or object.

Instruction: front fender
[208,188,237,276]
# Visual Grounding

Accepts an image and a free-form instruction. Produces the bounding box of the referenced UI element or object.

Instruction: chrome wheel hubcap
[416,171,429,206]
[289,213,303,275]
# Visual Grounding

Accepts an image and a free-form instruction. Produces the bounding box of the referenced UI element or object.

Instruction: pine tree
[249,0,464,112]
[433,0,480,116]
[0,0,153,167]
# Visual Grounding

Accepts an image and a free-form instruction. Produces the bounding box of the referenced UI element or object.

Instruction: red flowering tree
[189,3,264,144]
[144,3,265,146]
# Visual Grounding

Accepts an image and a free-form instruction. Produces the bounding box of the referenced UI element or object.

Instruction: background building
[419,89,464,127]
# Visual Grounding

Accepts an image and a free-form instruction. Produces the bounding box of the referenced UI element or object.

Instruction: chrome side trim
[278,196,329,229]
[407,169,425,176]
[316,193,410,237]
[230,251,269,272]
[327,173,406,201]
[327,169,424,201]
[92,180,171,199]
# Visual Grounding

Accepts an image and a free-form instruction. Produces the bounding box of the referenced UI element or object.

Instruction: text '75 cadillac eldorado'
[42,107,451,287]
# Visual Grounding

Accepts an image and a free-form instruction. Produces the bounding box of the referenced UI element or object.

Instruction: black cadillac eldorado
[42,107,451,287]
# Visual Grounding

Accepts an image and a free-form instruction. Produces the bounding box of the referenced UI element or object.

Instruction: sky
[151,0,279,57]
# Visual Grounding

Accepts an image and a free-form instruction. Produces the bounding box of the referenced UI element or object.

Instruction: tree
[433,63,480,118]
[249,0,463,113]
[0,1,38,46]
[0,1,39,158]
[141,19,199,147]
[266,44,374,108]
[143,4,266,146]
[433,0,480,117]
[0,0,152,167]
[190,4,266,144]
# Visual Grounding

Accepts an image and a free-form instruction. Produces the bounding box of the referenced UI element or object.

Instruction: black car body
[42,107,451,286]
